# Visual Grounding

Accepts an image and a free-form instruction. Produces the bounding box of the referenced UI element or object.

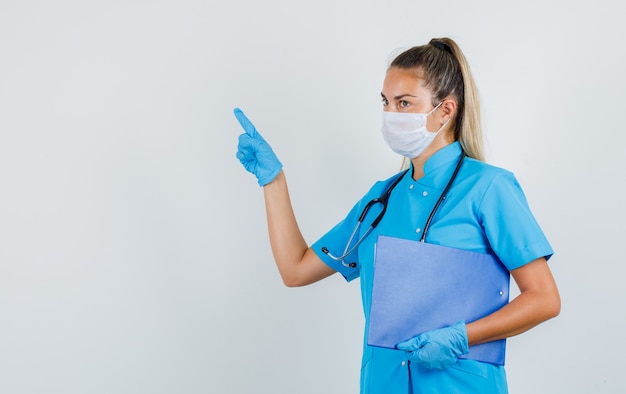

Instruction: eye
[399,100,410,108]
[381,97,389,106]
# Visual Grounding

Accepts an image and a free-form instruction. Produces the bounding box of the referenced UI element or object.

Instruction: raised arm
[234,108,336,287]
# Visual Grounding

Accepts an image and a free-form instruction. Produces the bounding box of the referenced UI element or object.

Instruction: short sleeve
[478,171,554,271]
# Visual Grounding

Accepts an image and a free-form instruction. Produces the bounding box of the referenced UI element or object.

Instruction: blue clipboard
[368,235,510,365]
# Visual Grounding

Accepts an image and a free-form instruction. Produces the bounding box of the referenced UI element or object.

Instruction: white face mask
[380,103,445,159]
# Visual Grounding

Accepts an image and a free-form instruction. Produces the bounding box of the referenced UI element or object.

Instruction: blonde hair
[391,37,484,167]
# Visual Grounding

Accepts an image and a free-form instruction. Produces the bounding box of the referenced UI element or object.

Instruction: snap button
[422,191,428,197]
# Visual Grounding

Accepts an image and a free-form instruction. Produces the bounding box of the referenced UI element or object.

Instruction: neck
[410,156,428,180]
[410,136,455,180]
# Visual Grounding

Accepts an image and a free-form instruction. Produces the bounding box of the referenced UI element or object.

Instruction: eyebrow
[380,92,419,100]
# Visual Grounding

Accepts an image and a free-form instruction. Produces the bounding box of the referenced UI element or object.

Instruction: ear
[439,98,457,125]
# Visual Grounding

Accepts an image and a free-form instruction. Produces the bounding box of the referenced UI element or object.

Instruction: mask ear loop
[433,118,450,135]
[426,101,443,116]
[427,101,447,134]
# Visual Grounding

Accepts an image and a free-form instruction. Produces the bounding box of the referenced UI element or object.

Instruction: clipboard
[368,235,510,365]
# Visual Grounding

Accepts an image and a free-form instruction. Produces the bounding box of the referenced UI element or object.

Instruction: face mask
[380,103,445,159]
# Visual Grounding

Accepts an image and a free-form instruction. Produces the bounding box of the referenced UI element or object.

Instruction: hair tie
[431,40,452,54]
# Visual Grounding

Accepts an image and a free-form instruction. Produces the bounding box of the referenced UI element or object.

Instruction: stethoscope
[322,153,466,268]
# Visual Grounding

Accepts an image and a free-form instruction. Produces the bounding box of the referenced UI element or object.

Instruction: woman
[233,37,560,393]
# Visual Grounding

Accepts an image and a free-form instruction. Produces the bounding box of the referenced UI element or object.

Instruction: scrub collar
[422,142,463,175]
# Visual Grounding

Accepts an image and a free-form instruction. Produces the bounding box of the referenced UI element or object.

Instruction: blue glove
[233,107,283,186]
[396,321,469,370]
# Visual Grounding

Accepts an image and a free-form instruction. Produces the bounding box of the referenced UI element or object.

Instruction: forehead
[382,67,432,96]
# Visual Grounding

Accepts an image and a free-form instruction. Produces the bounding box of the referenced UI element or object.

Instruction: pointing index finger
[233,107,257,137]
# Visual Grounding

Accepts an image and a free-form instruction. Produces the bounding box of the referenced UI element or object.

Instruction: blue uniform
[312,142,553,393]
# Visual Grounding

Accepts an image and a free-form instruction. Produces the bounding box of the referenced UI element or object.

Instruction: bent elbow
[547,292,561,319]
[282,276,301,288]
[539,289,561,322]
[280,272,307,288]
[280,269,323,287]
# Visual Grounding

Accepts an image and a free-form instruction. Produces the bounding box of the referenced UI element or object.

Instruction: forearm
[263,170,310,284]
[466,289,559,345]
[466,258,561,345]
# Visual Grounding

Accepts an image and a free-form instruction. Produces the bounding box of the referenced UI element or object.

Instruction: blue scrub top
[312,142,553,394]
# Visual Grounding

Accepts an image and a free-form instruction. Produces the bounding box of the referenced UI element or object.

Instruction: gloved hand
[396,321,469,370]
[233,107,283,186]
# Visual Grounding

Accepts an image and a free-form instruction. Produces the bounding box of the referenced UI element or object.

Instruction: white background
[1,1,625,393]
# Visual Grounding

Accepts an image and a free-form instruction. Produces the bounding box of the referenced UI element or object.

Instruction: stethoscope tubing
[419,153,465,242]
[322,153,466,267]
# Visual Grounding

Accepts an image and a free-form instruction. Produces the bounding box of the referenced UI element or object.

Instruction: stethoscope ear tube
[321,247,358,268]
